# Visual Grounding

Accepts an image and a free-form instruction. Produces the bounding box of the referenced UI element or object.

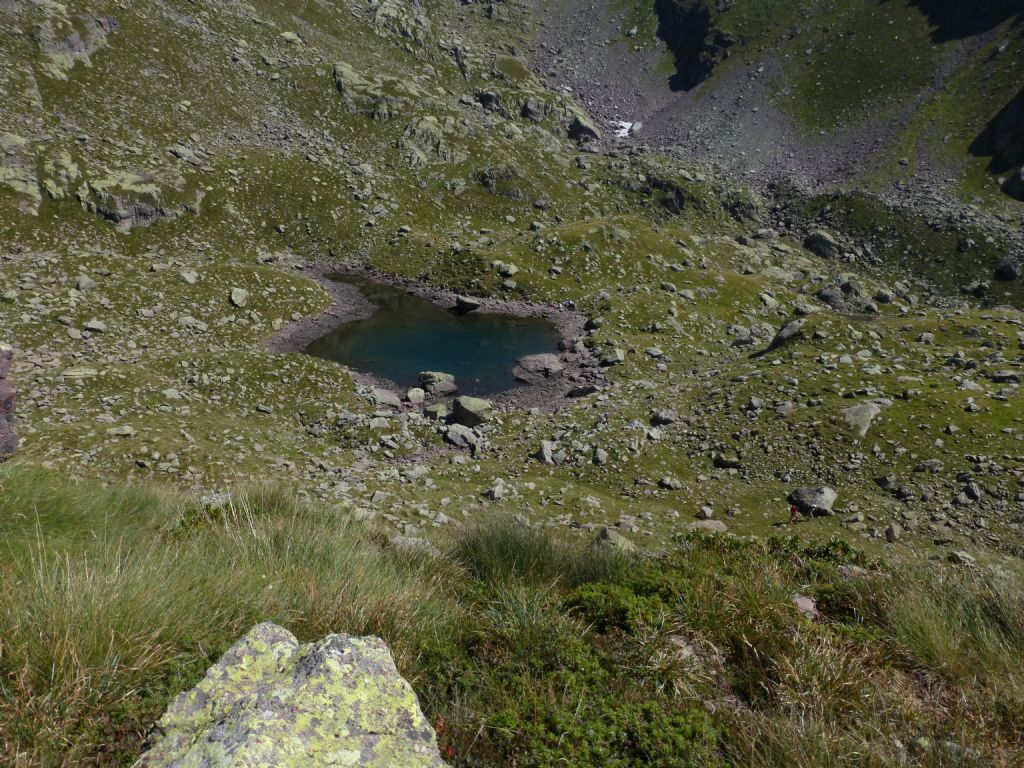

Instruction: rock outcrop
[140,623,449,767]
[0,346,18,459]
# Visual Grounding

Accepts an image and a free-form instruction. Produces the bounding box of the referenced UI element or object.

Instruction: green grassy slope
[1,465,1022,766]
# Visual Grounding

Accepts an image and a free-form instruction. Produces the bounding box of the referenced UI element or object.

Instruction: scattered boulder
[139,623,448,767]
[804,230,840,259]
[764,318,806,352]
[424,403,448,421]
[788,487,838,516]
[229,287,249,308]
[600,348,625,366]
[453,396,492,427]
[791,594,819,620]
[568,114,600,142]
[593,526,637,552]
[0,347,18,459]
[536,440,555,465]
[948,551,976,567]
[372,388,402,408]
[333,61,422,120]
[420,371,457,394]
[513,353,564,383]
[521,96,549,122]
[444,423,478,449]
[484,478,505,500]
[453,295,482,314]
[994,256,1021,281]
[841,402,886,437]
[685,519,728,533]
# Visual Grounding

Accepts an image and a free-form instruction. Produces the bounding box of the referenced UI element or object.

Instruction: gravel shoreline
[265,264,607,413]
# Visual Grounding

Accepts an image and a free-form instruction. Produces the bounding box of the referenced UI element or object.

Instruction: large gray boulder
[994,256,1021,281]
[512,353,564,383]
[452,396,492,427]
[568,114,600,142]
[788,487,838,516]
[140,623,448,767]
[420,371,457,395]
[841,401,887,437]
[0,346,18,459]
[804,230,840,259]
[765,318,806,352]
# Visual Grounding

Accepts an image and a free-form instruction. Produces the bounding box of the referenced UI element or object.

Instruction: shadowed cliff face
[972,87,1024,174]
[971,86,1024,200]
[909,0,1020,41]
[653,0,736,91]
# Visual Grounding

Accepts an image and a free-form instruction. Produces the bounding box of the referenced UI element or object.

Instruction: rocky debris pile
[0,346,17,459]
[140,623,448,767]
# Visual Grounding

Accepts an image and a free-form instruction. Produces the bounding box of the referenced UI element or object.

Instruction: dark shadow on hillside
[970,87,1024,173]
[971,86,1024,200]
[908,0,1020,42]
[654,0,735,91]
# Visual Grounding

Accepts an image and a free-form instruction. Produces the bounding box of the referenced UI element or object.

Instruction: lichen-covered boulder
[140,623,449,767]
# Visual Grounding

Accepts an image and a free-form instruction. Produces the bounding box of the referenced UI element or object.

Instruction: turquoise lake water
[305,277,562,395]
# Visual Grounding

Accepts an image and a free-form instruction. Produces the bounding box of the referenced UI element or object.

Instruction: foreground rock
[140,623,448,767]
[0,346,17,458]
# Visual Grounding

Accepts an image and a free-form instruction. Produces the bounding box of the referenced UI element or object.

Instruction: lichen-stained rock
[30,3,118,80]
[0,346,18,459]
[841,400,889,437]
[41,150,82,200]
[369,0,432,46]
[397,116,458,167]
[0,133,41,214]
[140,623,449,768]
[334,62,424,121]
[77,169,204,231]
